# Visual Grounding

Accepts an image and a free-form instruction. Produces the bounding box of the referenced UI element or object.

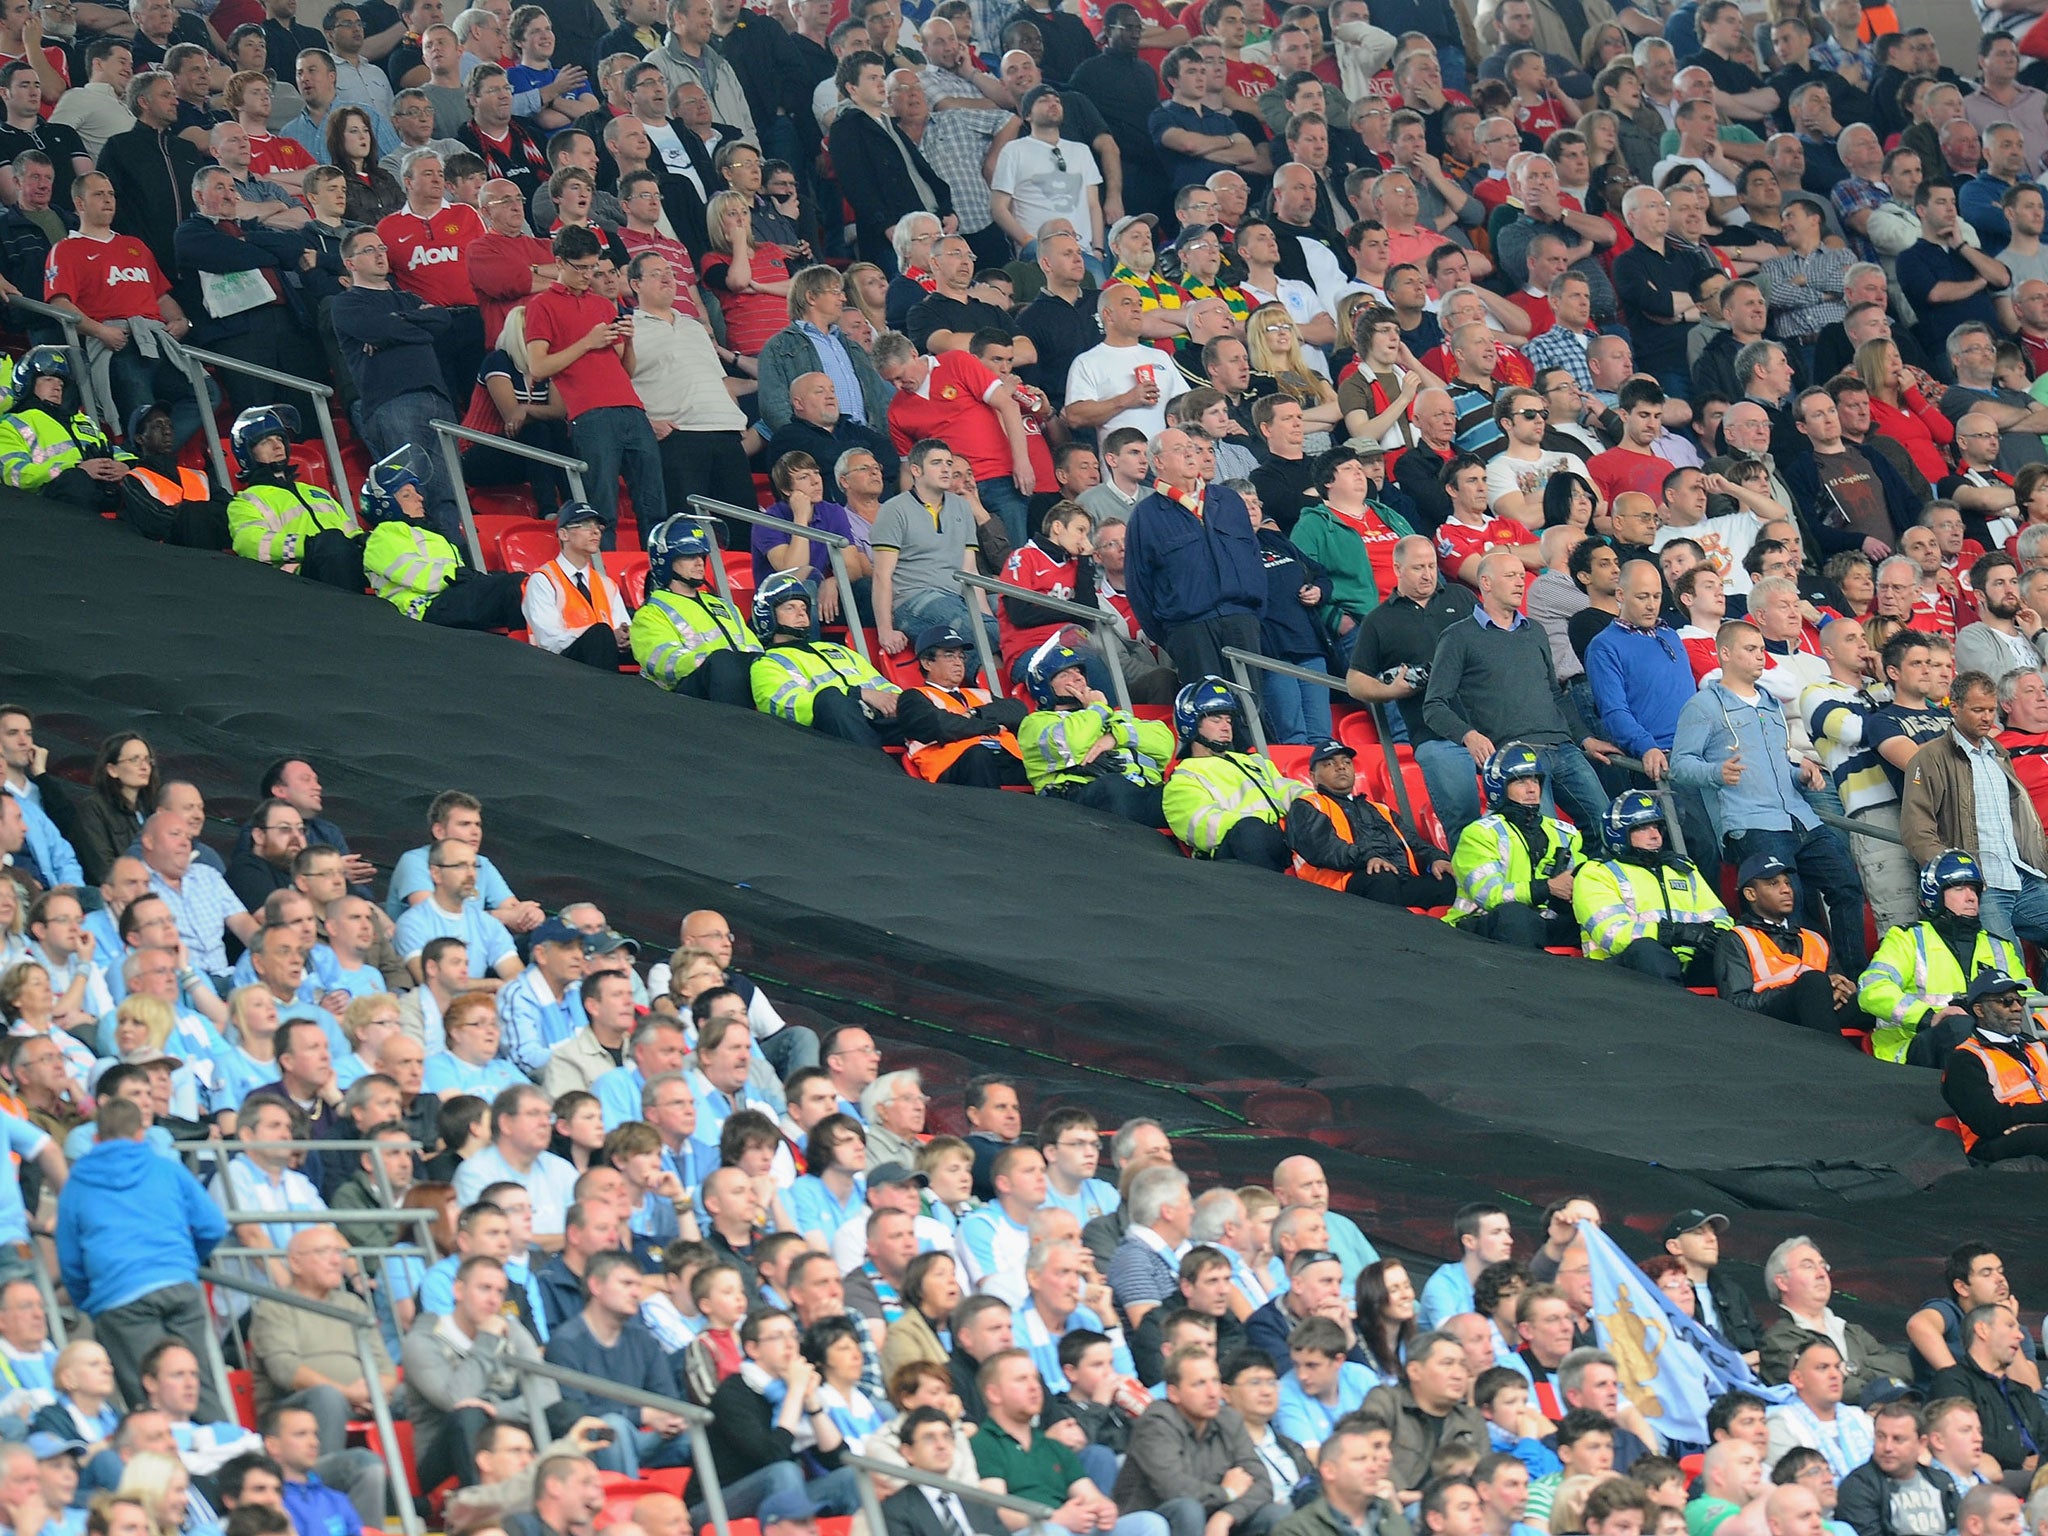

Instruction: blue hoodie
[55,1137,226,1316]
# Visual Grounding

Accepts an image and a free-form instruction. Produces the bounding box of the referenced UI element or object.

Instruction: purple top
[750,500,863,584]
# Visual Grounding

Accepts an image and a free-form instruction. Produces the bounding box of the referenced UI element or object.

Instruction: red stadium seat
[641,1469,691,1498]
[471,513,535,571]
[358,1419,418,1498]
[227,1369,257,1431]
[721,550,757,604]
[614,554,652,608]
[1267,744,1313,782]
[470,484,541,518]
[499,524,560,574]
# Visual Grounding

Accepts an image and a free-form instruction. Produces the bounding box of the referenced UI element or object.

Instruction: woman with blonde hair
[1855,337,1952,485]
[843,262,889,336]
[1545,1473,1606,1536]
[702,189,793,361]
[0,881,30,973]
[118,1451,220,1536]
[1246,302,1342,454]
[337,993,404,1089]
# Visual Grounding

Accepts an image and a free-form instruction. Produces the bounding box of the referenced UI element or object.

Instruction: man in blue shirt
[383,791,544,933]
[544,1251,691,1476]
[1272,1156,1378,1291]
[1956,124,2033,257]
[1896,184,2011,361]
[1149,46,1260,191]
[497,919,587,1077]
[593,1018,690,1131]
[393,839,524,988]
[265,1405,361,1536]
[1419,1205,1515,1331]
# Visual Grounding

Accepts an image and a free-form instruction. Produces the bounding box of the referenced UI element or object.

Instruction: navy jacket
[1254,527,1331,663]
[1125,481,1265,640]
[328,283,453,411]
[171,215,313,340]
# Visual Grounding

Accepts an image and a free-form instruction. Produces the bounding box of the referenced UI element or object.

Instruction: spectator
[452,1083,579,1242]
[876,331,1036,549]
[1361,1330,1486,1496]
[1114,1347,1274,1536]
[1925,1306,2048,1474]
[1941,976,2048,1163]
[1757,1237,1910,1406]
[705,1306,859,1517]
[1897,184,2008,363]
[99,70,205,277]
[1064,284,1190,444]
[1612,187,1708,396]
[1835,1401,1958,1536]
[828,51,953,268]
[977,1349,1169,1536]
[49,39,134,160]
[882,1407,1006,1536]
[622,249,758,518]
[1124,429,1265,685]
[758,266,890,435]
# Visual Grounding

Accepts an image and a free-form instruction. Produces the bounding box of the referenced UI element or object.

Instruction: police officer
[1445,742,1585,947]
[1574,790,1732,983]
[1017,637,1174,827]
[1287,739,1454,905]
[1859,852,2027,1066]
[361,448,527,626]
[119,403,229,548]
[0,346,129,511]
[896,625,1030,788]
[224,404,364,589]
[1161,676,1303,869]
[750,570,902,750]
[1941,971,2048,1161]
[629,515,760,706]
[1715,852,1865,1034]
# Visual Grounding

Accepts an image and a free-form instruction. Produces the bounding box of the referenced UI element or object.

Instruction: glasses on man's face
[1514,409,1549,421]
[565,259,600,274]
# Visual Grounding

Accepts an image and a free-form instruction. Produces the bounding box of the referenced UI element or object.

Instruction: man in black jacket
[1927,1306,2048,1477]
[1836,1399,1960,1536]
[172,167,322,418]
[1286,740,1453,907]
[897,626,1029,789]
[1661,1210,1763,1365]
[884,1408,1008,1536]
[100,71,208,276]
[826,49,954,268]
[703,1308,859,1523]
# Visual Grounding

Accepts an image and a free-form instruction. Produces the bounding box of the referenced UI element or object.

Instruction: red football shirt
[1588,446,1672,506]
[1436,515,1532,587]
[886,351,1014,484]
[45,231,166,321]
[524,282,643,415]
[379,204,485,308]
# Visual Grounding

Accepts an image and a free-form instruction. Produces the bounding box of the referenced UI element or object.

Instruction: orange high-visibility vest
[903,684,1021,782]
[540,556,617,630]
[1734,924,1829,990]
[1948,1036,2048,1152]
[129,463,210,504]
[1289,791,1417,889]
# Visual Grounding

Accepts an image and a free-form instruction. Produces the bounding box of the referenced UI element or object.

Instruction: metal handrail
[688,494,870,663]
[956,569,1131,711]
[432,419,591,572]
[485,1354,729,1536]
[5,296,105,425]
[180,1137,426,1210]
[196,1266,420,1536]
[840,1449,1054,1536]
[162,341,355,520]
[1222,646,1419,829]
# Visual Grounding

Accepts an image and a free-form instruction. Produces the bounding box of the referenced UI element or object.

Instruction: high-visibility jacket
[1163,751,1305,856]
[630,588,759,689]
[1573,856,1731,962]
[537,556,619,629]
[0,404,117,490]
[228,479,358,568]
[127,462,210,507]
[902,684,1021,782]
[1446,813,1583,925]
[1858,922,2026,1065]
[1289,790,1422,890]
[1732,922,1830,989]
[365,521,464,619]
[751,640,898,727]
[1944,1036,2048,1152]
[1019,704,1174,793]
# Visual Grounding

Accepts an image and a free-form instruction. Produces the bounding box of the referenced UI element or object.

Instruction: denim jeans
[591,1412,691,1477]
[688,1460,860,1524]
[1533,742,1614,834]
[1724,822,1868,974]
[572,404,668,549]
[893,583,1001,654]
[1415,738,1485,845]
[364,387,463,548]
[1261,654,1335,744]
[977,473,1033,548]
[1980,874,2048,947]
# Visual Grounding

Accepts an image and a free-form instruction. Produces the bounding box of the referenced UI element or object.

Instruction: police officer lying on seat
[361,447,527,628]
[0,346,130,511]
[1573,789,1731,983]
[1445,743,1585,948]
[631,515,761,706]
[750,570,903,752]
[225,404,364,589]
[1018,637,1174,828]
[1161,676,1303,870]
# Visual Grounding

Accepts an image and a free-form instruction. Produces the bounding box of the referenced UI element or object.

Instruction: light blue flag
[1576,1220,1792,1447]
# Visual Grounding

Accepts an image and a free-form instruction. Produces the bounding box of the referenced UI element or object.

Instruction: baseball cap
[1735,853,1794,888]
[25,1433,86,1461]
[584,929,639,957]
[1308,739,1355,767]
[555,501,605,527]
[867,1160,929,1188]
[121,1047,185,1071]
[1107,212,1157,250]
[913,624,973,659]
[758,1491,825,1527]
[1658,1209,1728,1244]
[1965,970,2028,1006]
[530,916,582,948]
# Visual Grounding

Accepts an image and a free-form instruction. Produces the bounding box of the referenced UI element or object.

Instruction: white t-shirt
[1652,153,1738,201]
[1066,340,1191,441]
[1482,448,1590,516]
[990,135,1101,243]
[1654,511,1765,596]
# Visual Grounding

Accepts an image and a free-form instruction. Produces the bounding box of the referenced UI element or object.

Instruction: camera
[1381,664,1428,689]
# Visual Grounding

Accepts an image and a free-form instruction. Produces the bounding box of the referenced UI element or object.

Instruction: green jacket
[630,588,759,689]
[1573,855,1731,962]
[751,639,897,726]
[1446,812,1583,924]
[0,404,118,491]
[1019,703,1173,792]
[1285,500,1413,628]
[230,480,358,568]
[1858,921,2025,1064]
[1275,1495,1412,1536]
[365,521,462,619]
[1162,751,1305,855]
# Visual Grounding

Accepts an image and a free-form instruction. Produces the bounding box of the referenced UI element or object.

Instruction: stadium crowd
[2,726,2048,1536]
[10,0,2048,1524]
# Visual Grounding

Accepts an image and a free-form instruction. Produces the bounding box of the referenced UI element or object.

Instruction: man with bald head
[761,370,898,502]
[1272,1155,1377,1287]
[673,909,818,1077]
